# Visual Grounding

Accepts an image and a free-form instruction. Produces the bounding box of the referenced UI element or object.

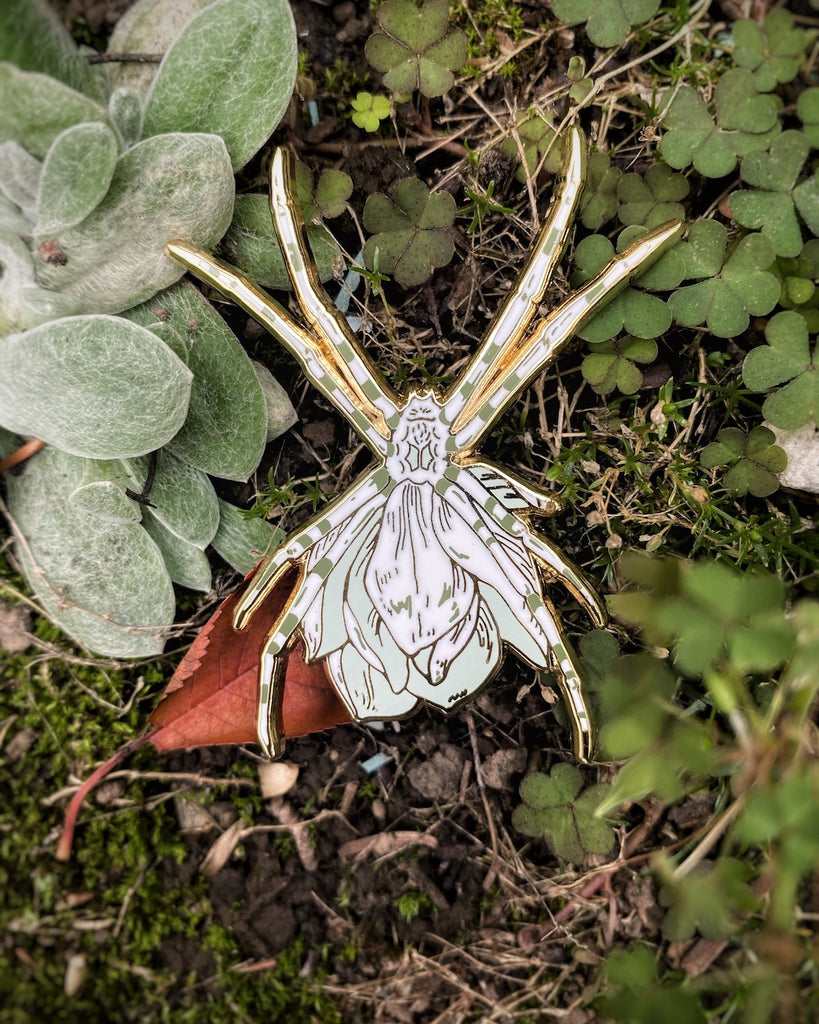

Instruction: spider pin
[168,127,682,762]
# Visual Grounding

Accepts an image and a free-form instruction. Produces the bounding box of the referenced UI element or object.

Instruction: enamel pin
[168,127,682,761]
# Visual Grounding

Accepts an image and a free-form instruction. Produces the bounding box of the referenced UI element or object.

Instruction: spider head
[387,390,450,482]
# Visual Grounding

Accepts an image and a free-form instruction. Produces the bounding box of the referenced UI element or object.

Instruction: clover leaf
[363,176,456,287]
[617,162,689,229]
[667,221,780,338]
[658,857,759,942]
[797,87,819,148]
[512,764,615,863]
[660,70,780,179]
[700,425,787,498]
[573,233,677,343]
[613,557,794,679]
[742,310,818,430]
[551,0,660,49]
[350,92,391,133]
[775,239,819,331]
[728,131,819,259]
[567,55,593,104]
[582,335,658,395]
[500,112,564,182]
[731,9,809,92]
[364,0,467,98]
[579,151,623,230]
[295,161,353,221]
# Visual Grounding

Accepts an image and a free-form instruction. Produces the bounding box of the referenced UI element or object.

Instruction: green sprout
[350,91,391,132]
[775,239,819,330]
[294,161,353,221]
[364,0,468,98]
[362,176,456,287]
[700,425,787,498]
[567,54,593,104]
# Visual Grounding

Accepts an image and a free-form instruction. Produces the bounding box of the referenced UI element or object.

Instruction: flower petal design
[365,481,476,656]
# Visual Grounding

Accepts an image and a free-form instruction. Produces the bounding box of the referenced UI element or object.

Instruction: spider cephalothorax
[168,127,681,761]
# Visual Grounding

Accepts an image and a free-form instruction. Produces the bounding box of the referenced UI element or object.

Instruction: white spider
[168,127,681,760]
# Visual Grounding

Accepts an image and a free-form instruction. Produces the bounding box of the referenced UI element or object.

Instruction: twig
[0,438,45,473]
[86,51,164,64]
[465,711,501,890]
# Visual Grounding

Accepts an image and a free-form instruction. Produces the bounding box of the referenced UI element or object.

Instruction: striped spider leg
[168,127,682,760]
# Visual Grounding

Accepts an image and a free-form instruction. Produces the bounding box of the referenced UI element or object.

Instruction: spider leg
[269,149,401,440]
[433,474,596,760]
[451,219,684,452]
[234,467,393,630]
[530,595,595,763]
[459,459,563,515]
[166,242,393,456]
[254,498,384,756]
[441,465,605,626]
[444,126,586,425]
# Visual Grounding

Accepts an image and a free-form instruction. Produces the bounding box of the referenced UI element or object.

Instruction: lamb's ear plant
[0,0,300,656]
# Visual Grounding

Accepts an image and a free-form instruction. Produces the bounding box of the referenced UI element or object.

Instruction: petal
[408,602,501,710]
[365,481,475,656]
[327,643,418,720]
[300,502,382,660]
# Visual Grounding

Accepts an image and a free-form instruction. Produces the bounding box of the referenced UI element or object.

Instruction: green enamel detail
[313,556,334,579]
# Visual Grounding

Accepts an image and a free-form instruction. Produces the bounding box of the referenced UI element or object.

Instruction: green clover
[613,556,794,680]
[582,335,658,395]
[728,130,819,259]
[657,857,759,942]
[660,69,781,179]
[578,151,623,230]
[350,92,392,133]
[551,0,659,49]
[573,231,682,344]
[616,162,689,230]
[500,112,564,182]
[364,0,467,98]
[294,162,353,221]
[667,220,780,338]
[700,425,787,498]
[362,176,456,287]
[742,310,819,430]
[512,764,615,863]
[775,239,819,331]
[797,87,819,148]
[567,55,593,104]
[731,8,809,92]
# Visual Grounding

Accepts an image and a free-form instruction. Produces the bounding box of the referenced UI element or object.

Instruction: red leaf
[57,568,350,860]
[148,566,350,749]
